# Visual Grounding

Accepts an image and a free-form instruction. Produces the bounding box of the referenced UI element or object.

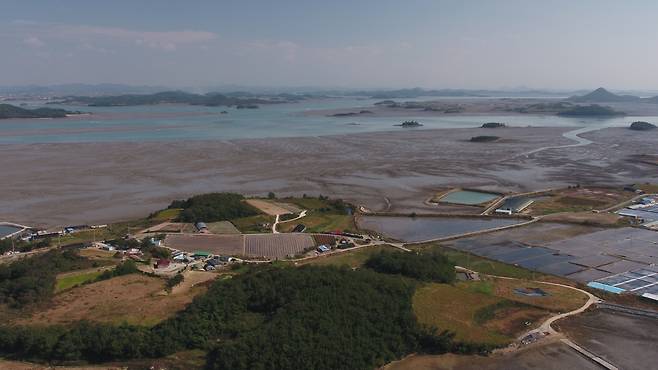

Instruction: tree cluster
[365,251,456,283]
[169,193,259,223]
[0,266,458,368]
[0,250,92,308]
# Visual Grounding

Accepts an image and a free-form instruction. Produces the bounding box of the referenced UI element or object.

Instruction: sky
[2,0,658,90]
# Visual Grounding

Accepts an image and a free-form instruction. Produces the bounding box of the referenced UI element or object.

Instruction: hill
[0,103,73,119]
[567,88,641,103]
[556,104,625,117]
[56,90,304,107]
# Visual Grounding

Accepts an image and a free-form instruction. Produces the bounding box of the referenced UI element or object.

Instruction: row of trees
[0,237,50,255]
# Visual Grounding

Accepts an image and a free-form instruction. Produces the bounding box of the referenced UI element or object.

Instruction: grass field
[18,274,204,327]
[278,213,355,233]
[206,221,241,234]
[413,283,513,345]
[230,214,275,233]
[150,208,182,221]
[55,269,106,292]
[301,245,398,268]
[528,187,631,215]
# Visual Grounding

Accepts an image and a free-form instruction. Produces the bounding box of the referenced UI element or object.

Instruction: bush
[165,274,184,292]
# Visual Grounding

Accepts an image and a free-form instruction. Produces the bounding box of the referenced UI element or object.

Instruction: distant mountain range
[567,87,658,103]
[349,87,581,99]
[53,91,309,107]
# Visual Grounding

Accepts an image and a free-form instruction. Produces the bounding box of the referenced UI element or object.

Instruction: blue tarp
[587,281,625,294]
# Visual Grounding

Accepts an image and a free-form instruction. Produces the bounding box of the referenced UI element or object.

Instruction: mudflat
[555,308,658,370]
[1,127,656,226]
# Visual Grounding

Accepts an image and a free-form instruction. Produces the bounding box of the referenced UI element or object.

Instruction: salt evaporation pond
[439,190,500,205]
[357,216,524,243]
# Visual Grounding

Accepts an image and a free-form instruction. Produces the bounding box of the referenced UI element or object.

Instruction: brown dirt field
[141,222,195,234]
[170,270,218,295]
[246,199,300,215]
[78,248,119,260]
[540,211,627,226]
[384,341,601,370]
[165,234,245,255]
[483,306,549,337]
[17,274,202,327]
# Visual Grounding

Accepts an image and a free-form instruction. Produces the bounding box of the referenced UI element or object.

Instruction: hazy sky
[2,0,658,89]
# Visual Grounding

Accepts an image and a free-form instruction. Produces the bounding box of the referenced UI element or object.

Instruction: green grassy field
[301,245,398,268]
[55,269,106,292]
[230,214,275,233]
[413,283,512,345]
[150,208,182,221]
[278,213,355,233]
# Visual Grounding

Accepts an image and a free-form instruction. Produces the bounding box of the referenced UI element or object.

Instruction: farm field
[206,221,240,234]
[244,233,315,258]
[142,222,196,234]
[166,234,245,255]
[278,213,355,233]
[17,274,203,327]
[245,199,301,215]
[230,214,275,233]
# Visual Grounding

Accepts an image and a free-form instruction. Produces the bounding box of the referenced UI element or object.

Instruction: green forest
[0,249,95,308]
[365,250,456,283]
[0,265,466,369]
[169,193,259,223]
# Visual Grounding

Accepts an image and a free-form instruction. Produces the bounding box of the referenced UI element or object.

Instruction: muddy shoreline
[1,126,656,227]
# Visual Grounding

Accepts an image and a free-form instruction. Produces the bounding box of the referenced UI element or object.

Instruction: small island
[396,120,423,127]
[0,103,76,119]
[629,121,657,131]
[470,135,500,142]
[481,122,506,128]
[236,104,259,109]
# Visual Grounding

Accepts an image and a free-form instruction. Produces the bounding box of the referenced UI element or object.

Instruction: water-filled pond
[439,190,500,205]
[357,216,524,243]
[0,225,21,238]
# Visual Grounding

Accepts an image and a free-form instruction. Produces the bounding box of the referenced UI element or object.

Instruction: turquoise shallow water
[0,98,650,143]
[439,190,499,205]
